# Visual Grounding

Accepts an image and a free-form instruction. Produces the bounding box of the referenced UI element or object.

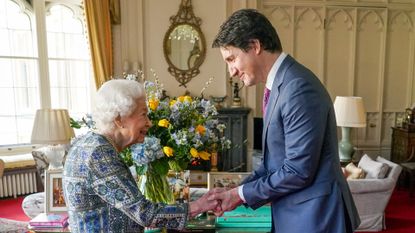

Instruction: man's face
[220,45,261,87]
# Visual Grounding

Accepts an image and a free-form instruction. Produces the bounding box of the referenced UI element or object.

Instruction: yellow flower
[158,119,170,128]
[198,151,210,160]
[190,148,199,158]
[177,95,192,103]
[169,99,177,107]
[195,125,206,136]
[163,146,174,157]
[184,95,192,102]
[148,98,159,111]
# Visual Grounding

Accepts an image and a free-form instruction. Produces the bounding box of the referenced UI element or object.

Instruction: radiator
[0,167,38,198]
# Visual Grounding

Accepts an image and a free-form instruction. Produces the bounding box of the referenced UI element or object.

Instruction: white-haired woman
[63,79,218,232]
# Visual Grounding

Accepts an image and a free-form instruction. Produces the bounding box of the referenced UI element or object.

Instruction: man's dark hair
[212,9,282,52]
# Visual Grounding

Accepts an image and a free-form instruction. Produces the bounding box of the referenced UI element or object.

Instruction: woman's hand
[188,188,225,218]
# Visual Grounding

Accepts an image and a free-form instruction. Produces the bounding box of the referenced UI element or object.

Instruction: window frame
[0,0,92,155]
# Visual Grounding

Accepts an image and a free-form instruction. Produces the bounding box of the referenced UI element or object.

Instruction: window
[46,4,92,112]
[0,0,93,154]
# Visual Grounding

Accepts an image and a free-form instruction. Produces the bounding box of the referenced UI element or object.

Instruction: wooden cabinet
[390,127,415,163]
[217,107,250,172]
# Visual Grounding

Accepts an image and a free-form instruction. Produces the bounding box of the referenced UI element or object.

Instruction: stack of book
[28,213,69,230]
[215,205,271,228]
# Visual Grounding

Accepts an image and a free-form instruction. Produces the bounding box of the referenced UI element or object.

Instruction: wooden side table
[400,162,415,197]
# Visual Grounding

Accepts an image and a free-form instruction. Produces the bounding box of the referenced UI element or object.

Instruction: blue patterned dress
[63,132,188,232]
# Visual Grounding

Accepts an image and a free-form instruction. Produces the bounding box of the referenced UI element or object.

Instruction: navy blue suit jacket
[242,55,360,233]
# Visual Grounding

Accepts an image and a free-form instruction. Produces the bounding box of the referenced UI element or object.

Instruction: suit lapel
[262,55,295,155]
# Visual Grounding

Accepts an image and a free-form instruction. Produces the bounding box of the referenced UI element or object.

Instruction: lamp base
[43,145,65,170]
[338,127,355,163]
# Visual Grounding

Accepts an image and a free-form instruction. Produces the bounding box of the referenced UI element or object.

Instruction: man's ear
[251,39,262,55]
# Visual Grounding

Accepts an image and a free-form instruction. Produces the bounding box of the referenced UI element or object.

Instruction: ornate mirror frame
[163,0,206,87]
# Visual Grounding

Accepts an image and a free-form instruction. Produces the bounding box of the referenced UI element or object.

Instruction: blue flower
[130,136,164,166]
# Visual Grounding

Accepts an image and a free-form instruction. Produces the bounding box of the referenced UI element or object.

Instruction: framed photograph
[189,170,208,187]
[207,172,251,190]
[45,169,67,213]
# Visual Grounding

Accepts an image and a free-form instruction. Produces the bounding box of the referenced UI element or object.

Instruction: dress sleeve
[88,145,188,230]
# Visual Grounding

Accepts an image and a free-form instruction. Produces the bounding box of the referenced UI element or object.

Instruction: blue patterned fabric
[63,132,188,233]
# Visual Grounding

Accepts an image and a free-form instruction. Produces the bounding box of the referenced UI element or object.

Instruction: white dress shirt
[237,52,287,203]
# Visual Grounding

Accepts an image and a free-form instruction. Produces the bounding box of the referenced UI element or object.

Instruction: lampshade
[31,109,75,145]
[334,96,367,128]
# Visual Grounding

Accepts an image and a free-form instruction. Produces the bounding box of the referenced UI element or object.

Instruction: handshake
[188,187,244,218]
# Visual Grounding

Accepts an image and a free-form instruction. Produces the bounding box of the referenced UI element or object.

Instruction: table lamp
[31,109,75,170]
[334,96,367,163]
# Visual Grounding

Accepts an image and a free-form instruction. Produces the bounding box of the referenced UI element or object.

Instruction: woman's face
[121,97,152,145]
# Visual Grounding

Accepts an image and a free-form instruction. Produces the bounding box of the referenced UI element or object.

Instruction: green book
[215,206,272,228]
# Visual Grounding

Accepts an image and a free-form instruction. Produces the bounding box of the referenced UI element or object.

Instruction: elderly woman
[63,80,218,232]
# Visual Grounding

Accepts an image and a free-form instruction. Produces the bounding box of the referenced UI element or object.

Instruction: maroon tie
[263,87,271,114]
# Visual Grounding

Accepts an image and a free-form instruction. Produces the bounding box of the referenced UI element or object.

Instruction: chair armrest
[347,178,394,194]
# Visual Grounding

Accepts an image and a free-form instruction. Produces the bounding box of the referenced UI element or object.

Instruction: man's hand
[208,187,243,216]
[188,188,223,218]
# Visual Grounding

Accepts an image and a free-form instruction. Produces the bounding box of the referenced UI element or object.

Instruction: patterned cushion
[31,150,49,187]
[21,192,45,219]
[32,149,68,187]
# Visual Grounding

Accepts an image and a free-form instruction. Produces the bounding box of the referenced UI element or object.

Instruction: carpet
[0,218,28,233]
[0,196,30,221]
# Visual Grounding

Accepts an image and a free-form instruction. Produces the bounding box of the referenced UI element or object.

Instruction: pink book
[29,213,69,228]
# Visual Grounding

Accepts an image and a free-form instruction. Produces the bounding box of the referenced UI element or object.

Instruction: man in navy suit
[209,9,360,233]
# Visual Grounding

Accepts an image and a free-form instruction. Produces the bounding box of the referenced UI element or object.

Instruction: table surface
[171,213,271,233]
[27,214,271,233]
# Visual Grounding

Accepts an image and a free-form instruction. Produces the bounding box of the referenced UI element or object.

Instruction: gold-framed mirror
[163,0,206,87]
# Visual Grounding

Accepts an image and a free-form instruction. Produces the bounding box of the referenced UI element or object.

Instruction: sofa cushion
[358,154,390,179]
[0,154,36,169]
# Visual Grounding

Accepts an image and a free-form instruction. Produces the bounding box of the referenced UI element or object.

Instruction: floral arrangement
[124,75,231,203]
[71,73,231,203]
[141,80,230,168]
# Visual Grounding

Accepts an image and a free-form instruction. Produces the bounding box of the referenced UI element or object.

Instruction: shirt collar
[265,52,287,90]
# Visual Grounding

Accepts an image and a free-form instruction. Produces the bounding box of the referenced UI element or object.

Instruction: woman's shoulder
[67,132,110,160]
[71,131,105,147]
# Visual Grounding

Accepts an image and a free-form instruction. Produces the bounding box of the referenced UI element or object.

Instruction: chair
[0,158,4,178]
[347,156,402,232]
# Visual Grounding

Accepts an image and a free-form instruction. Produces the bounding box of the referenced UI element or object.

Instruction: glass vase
[137,169,174,204]
[168,170,190,203]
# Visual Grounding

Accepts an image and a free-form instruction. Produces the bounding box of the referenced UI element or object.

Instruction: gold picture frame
[207,172,251,190]
[45,169,67,213]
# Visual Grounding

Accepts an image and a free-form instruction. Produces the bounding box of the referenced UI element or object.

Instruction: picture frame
[45,169,67,213]
[207,172,251,190]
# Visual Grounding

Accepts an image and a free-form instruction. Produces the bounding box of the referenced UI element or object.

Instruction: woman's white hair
[93,79,146,134]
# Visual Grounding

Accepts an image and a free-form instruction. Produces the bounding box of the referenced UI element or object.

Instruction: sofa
[347,156,402,232]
